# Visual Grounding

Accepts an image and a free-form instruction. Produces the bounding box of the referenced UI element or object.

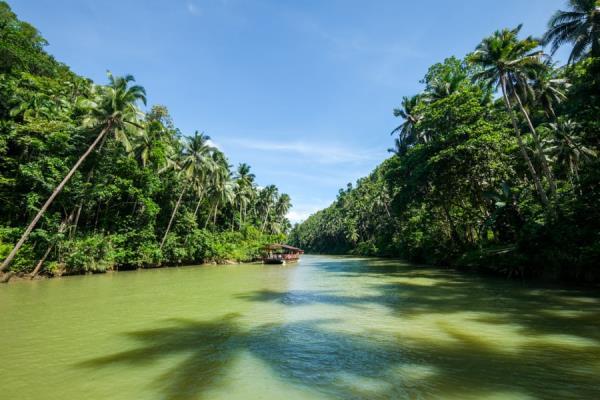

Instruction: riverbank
[0,258,263,283]
[0,226,285,282]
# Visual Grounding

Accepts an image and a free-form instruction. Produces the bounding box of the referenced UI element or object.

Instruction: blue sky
[11,0,569,222]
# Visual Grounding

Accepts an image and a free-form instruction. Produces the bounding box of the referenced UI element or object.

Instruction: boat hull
[264,259,285,265]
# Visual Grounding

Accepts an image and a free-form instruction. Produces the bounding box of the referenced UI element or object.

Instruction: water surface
[1,255,599,399]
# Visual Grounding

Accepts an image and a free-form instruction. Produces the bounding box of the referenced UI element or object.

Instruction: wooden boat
[262,244,304,265]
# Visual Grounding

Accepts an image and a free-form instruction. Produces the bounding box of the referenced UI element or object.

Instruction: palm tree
[234,163,255,228]
[131,119,173,169]
[423,65,468,103]
[390,95,422,154]
[544,119,597,183]
[204,150,230,229]
[272,193,291,234]
[184,132,215,219]
[258,185,278,233]
[469,26,553,207]
[530,62,570,119]
[543,0,600,63]
[160,132,213,249]
[1,72,146,272]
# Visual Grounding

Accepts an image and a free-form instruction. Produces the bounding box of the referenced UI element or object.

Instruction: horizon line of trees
[0,1,292,278]
[290,0,600,281]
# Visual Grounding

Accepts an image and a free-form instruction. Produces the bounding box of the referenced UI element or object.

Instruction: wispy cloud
[223,138,380,164]
[186,1,202,16]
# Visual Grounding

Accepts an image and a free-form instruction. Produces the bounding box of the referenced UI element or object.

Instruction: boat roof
[264,244,304,252]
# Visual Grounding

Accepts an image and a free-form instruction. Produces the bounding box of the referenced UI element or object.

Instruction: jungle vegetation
[0,2,292,279]
[290,1,600,281]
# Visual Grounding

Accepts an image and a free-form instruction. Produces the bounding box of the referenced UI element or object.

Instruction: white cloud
[224,138,379,164]
[206,139,221,150]
[286,202,329,224]
[186,2,202,16]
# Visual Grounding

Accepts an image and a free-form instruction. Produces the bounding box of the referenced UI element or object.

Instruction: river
[1,255,599,399]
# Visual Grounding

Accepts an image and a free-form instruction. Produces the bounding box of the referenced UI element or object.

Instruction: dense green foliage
[290,12,600,281]
[0,2,291,277]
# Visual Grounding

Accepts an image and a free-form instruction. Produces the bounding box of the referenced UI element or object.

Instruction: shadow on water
[79,257,600,399]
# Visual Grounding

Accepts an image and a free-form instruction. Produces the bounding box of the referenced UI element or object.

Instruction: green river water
[1,255,599,399]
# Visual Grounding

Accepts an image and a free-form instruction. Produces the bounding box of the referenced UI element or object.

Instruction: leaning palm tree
[469,26,553,207]
[1,72,146,272]
[543,0,600,63]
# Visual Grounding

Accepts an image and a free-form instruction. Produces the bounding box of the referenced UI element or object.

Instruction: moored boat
[262,244,304,265]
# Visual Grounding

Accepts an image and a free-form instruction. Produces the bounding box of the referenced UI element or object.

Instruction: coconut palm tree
[1,72,146,272]
[184,132,215,219]
[160,132,214,249]
[469,26,553,207]
[423,65,468,103]
[543,0,600,63]
[529,62,571,120]
[271,193,291,234]
[258,185,278,233]
[132,120,174,169]
[234,163,255,228]
[204,150,230,229]
[544,119,597,183]
[390,95,423,154]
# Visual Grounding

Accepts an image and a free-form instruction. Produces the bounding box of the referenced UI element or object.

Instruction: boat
[262,244,304,265]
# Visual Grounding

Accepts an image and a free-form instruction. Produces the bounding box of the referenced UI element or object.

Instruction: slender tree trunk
[204,201,213,229]
[31,208,76,278]
[500,76,549,207]
[0,125,111,272]
[212,201,219,226]
[71,204,83,239]
[30,245,52,279]
[508,80,557,198]
[160,182,189,250]
[261,205,271,233]
[192,189,204,220]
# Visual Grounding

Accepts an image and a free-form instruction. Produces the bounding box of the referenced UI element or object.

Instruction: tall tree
[543,0,600,63]
[1,72,146,272]
[160,132,213,249]
[234,163,255,229]
[258,185,278,233]
[390,95,423,154]
[469,26,553,206]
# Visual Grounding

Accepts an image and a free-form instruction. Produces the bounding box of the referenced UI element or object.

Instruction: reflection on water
[1,255,599,399]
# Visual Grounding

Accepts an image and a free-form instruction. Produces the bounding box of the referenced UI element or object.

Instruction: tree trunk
[30,244,53,279]
[212,201,219,226]
[500,76,549,207]
[261,205,271,233]
[508,80,557,198]
[0,125,111,272]
[193,189,204,219]
[160,182,189,250]
[31,208,76,278]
